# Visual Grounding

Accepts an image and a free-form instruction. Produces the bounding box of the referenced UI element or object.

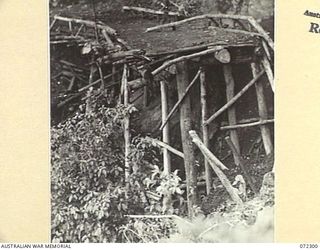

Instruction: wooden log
[199,67,212,195]
[145,13,251,32]
[142,69,152,107]
[50,19,57,30]
[102,49,145,62]
[101,29,114,47]
[75,24,84,37]
[160,81,172,173]
[203,69,265,126]
[50,40,89,45]
[145,137,184,159]
[123,64,131,180]
[225,136,258,195]
[68,21,73,34]
[160,69,201,131]
[53,15,117,36]
[221,117,264,126]
[247,17,274,50]
[214,49,231,64]
[176,61,198,218]
[123,6,182,17]
[251,62,273,155]
[67,76,76,91]
[51,35,86,40]
[116,38,131,50]
[59,60,89,72]
[57,93,82,108]
[220,119,274,130]
[223,65,241,165]
[88,65,95,86]
[152,46,225,76]
[160,81,172,213]
[189,130,242,205]
[261,55,274,92]
[262,40,271,61]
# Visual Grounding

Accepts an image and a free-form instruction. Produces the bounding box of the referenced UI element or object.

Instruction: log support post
[176,61,198,218]
[200,67,212,195]
[160,80,172,213]
[251,62,273,155]
[160,81,171,174]
[223,65,241,166]
[123,64,131,182]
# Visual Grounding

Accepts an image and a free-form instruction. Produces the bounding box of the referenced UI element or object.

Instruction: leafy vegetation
[51,101,187,242]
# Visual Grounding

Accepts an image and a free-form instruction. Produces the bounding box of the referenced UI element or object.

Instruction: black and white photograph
[50,0,274,243]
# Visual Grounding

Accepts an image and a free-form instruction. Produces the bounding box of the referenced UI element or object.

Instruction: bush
[51,104,146,242]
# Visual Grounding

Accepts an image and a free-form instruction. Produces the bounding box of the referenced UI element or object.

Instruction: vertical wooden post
[223,65,241,166]
[123,64,131,182]
[251,62,273,155]
[142,68,152,107]
[200,67,212,195]
[160,81,171,174]
[176,61,198,218]
[160,80,172,213]
[68,21,73,34]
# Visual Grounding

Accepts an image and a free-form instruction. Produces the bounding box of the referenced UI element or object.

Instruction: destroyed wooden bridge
[50,10,274,218]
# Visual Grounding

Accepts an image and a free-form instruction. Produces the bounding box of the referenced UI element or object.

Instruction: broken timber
[189,131,242,205]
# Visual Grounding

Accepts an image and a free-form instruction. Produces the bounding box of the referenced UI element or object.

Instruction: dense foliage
[51,102,185,242]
